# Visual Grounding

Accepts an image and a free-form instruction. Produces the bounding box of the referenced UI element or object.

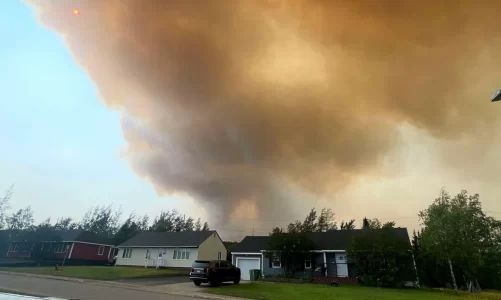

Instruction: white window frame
[145,249,151,259]
[11,243,19,252]
[304,260,312,269]
[98,246,105,256]
[122,248,132,259]
[173,249,190,260]
[272,252,281,268]
[54,243,67,253]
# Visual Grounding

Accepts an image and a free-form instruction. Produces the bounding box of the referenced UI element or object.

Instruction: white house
[115,231,227,268]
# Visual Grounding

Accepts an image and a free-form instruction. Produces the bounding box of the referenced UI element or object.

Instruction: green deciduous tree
[266,230,317,276]
[113,213,149,245]
[80,205,122,239]
[340,219,356,230]
[346,219,412,287]
[0,185,13,229]
[202,221,210,231]
[418,189,499,293]
[53,217,79,231]
[6,207,35,231]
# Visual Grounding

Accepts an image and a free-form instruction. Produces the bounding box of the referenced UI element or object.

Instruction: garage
[236,257,261,280]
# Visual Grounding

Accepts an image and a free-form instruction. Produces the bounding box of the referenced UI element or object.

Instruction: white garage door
[237,258,260,280]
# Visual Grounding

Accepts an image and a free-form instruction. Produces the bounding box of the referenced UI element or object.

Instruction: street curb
[0,271,250,300]
[0,287,51,298]
[158,291,247,300]
[0,271,139,288]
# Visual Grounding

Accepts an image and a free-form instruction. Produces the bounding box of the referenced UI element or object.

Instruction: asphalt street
[0,273,197,300]
[113,276,190,286]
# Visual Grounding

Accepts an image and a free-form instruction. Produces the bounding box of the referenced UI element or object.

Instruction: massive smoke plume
[25,0,501,228]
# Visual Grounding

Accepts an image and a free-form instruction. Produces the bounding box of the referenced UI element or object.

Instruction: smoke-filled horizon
[24,0,501,235]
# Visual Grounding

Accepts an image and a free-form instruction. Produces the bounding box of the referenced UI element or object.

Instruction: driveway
[114,276,190,286]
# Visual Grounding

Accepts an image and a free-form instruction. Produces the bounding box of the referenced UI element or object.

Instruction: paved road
[113,276,190,286]
[0,273,196,300]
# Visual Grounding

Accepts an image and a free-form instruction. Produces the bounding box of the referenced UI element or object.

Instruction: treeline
[271,208,356,234]
[266,189,501,293]
[0,185,210,246]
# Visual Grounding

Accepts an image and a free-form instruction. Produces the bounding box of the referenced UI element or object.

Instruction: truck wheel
[234,279,240,285]
[194,280,202,286]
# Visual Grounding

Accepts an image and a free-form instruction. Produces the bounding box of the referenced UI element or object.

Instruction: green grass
[0,266,187,281]
[206,283,501,300]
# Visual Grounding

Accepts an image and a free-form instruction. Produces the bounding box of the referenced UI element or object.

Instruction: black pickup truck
[189,260,241,286]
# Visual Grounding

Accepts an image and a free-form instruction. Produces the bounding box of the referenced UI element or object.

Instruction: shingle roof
[71,231,113,245]
[232,228,410,253]
[11,230,112,245]
[118,231,217,248]
[231,236,270,253]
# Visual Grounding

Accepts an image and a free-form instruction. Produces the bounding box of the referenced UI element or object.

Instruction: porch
[262,251,356,279]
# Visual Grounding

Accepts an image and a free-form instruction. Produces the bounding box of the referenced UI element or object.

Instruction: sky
[2,0,501,241]
[0,1,206,232]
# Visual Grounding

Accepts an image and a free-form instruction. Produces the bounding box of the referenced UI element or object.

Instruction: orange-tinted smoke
[24,0,501,221]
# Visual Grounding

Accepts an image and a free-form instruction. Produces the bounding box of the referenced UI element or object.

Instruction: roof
[118,230,217,248]
[231,236,270,253]
[11,230,112,245]
[232,228,410,253]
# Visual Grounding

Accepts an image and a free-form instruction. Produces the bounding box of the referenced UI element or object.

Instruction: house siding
[197,232,227,261]
[69,243,111,261]
[233,251,356,279]
[116,247,198,268]
[263,253,325,278]
[262,255,282,277]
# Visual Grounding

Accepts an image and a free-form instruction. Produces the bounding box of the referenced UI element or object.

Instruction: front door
[335,253,348,277]
[156,249,165,268]
[326,253,337,276]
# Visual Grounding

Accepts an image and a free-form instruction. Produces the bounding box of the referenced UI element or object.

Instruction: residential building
[115,230,226,269]
[5,230,114,264]
[231,228,411,281]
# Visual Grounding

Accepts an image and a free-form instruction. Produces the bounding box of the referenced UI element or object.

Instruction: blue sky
[0,1,179,223]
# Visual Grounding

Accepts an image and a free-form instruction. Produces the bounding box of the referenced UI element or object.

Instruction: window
[11,243,19,252]
[338,256,344,261]
[54,243,68,253]
[173,249,190,260]
[122,248,132,259]
[304,260,312,269]
[272,252,281,268]
[98,246,105,256]
[145,249,151,259]
[19,243,28,252]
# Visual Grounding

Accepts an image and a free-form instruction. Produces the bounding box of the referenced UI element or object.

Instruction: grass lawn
[0,266,187,281]
[206,283,501,300]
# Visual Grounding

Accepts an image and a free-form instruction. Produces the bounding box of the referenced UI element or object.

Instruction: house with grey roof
[115,231,226,269]
[231,228,411,281]
[6,230,114,264]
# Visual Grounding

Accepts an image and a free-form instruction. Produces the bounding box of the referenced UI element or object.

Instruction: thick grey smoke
[25,0,501,225]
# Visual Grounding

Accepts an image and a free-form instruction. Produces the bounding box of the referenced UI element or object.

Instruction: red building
[6,230,115,265]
